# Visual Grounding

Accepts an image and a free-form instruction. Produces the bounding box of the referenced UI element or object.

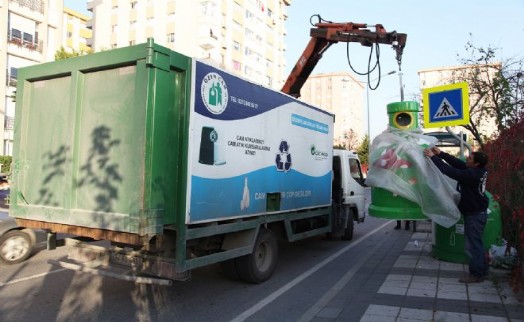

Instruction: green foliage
[54,46,91,60]
[0,156,12,174]
[356,134,369,165]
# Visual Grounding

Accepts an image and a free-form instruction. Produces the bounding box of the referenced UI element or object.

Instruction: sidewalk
[358,221,524,322]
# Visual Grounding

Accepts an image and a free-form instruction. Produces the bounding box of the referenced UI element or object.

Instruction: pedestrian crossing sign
[422,82,469,128]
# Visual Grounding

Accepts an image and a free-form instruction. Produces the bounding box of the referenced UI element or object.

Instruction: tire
[0,230,34,265]
[342,208,355,241]
[236,229,278,284]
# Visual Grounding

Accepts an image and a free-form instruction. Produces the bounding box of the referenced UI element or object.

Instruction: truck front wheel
[341,208,355,241]
[236,228,278,284]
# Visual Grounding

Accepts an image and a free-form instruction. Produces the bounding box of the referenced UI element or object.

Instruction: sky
[64,0,524,139]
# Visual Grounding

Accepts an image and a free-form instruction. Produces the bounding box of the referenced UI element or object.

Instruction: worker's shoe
[405,221,410,230]
[394,222,401,230]
[459,275,484,283]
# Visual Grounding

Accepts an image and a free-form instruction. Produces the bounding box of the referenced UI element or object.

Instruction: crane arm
[281,21,407,98]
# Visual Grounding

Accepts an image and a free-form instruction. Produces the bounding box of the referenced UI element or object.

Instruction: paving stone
[378,285,408,295]
[398,307,434,320]
[468,292,502,303]
[364,304,400,317]
[470,314,509,322]
[406,288,436,298]
[434,310,470,322]
[411,276,437,284]
[437,290,468,300]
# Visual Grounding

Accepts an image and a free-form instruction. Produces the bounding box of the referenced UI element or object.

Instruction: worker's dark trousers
[463,211,488,277]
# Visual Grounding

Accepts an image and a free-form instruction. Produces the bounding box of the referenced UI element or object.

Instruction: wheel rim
[254,241,273,273]
[1,236,30,262]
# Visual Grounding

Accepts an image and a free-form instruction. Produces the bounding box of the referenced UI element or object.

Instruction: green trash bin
[432,191,503,263]
[369,187,427,220]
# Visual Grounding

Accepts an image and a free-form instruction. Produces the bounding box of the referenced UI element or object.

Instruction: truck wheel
[0,230,34,265]
[236,229,278,284]
[342,209,355,241]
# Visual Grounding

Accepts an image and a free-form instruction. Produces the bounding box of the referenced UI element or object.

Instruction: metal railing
[7,33,43,53]
[9,0,44,14]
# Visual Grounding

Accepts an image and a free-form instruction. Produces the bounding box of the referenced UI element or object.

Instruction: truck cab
[331,149,367,240]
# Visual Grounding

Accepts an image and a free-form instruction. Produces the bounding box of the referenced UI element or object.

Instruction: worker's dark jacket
[430,152,488,214]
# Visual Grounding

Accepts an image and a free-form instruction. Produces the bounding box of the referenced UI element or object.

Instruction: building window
[233,41,240,51]
[10,28,22,40]
[232,60,241,72]
[167,33,175,43]
[129,41,135,46]
[131,1,137,9]
[8,67,18,87]
[112,25,118,33]
[111,43,117,49]
[201,1,217,17]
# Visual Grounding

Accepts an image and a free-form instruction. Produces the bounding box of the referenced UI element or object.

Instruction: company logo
[201,72,229,114]
[275,140,292,172]
[310,145,328,160]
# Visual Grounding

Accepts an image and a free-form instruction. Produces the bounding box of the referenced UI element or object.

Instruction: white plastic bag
[366,127,461,228]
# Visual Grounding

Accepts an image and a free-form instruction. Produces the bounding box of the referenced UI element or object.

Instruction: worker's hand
[423,148,434,157]
[431,147,441,155]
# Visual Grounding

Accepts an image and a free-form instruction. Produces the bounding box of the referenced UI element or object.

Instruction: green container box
[432,192,503,263]
[11,39,192,236]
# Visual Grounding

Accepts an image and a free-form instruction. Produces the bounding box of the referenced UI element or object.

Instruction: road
[0,199,406,321]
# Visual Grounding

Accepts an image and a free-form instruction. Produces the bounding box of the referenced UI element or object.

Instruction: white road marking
[231,221,391,322]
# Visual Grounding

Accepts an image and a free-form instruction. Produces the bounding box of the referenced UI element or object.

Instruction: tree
[355,134,369,166]
[450,38,523,148]
[342,129,360,151]
[54,46,90,60]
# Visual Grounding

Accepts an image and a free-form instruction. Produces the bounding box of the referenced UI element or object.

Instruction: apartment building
[62,7,92,54]
[419,65,499,145]
[87,0,291,90]
[1,0,64,155]
[299,72,365,148]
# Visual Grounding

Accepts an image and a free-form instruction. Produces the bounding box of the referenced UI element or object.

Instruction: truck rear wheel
[236,228,278,284]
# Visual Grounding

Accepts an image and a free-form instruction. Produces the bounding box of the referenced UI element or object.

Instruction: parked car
[0,210,36,264]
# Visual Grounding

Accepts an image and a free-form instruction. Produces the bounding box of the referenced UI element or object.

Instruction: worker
[424,147,489,283]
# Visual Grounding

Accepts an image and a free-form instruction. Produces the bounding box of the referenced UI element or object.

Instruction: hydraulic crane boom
[282,17,407,98]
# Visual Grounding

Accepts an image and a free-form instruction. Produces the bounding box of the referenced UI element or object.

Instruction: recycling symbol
[275,140,292,172]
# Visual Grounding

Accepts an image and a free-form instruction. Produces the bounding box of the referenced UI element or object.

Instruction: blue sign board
[423,82,469,128]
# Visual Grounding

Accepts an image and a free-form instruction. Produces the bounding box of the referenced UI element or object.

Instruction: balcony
[8,0,45,22]
[7,35,43,53]
[199,30,219,50]
[9,0,44,13]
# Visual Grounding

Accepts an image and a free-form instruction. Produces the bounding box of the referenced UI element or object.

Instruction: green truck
[10,40,366,285]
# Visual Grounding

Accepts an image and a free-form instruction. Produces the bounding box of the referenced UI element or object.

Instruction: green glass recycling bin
[432,192,503,263]
[368,101,428,221]
[369,187,428,220]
